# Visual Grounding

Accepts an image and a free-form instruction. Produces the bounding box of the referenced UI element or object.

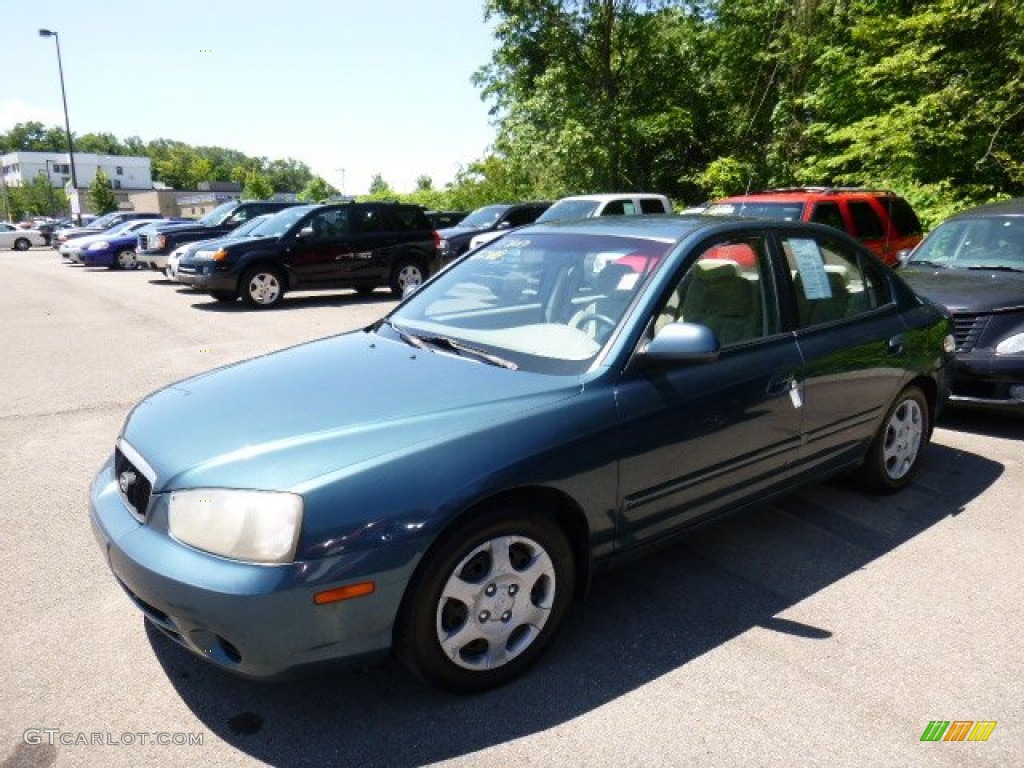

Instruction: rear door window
[640,198,667,214]
[848,201,885,239]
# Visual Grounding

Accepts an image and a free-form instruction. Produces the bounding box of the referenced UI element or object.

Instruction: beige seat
[664,259,761,345]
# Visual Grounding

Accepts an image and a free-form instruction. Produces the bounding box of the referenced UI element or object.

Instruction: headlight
[995,333,1024,356]
[193,250,214,261]
[168,489,303,563]
[87,241,110,251]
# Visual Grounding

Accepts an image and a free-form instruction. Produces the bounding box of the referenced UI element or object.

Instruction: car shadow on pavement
[937,408,1024,440]
[187,292,397,312]
[147,441,1002,768]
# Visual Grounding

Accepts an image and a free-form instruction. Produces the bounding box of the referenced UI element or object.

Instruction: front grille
[951,312,991,353]
[114,446,152,521]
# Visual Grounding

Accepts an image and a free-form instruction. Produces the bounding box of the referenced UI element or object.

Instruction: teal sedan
[90,215,953,692]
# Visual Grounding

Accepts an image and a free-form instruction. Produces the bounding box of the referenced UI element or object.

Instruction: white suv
[468,192,672,250]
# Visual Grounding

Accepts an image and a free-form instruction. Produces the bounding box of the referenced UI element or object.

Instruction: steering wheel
[570,312,618,338]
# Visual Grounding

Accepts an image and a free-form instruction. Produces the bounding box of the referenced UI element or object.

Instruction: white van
[468,192,672,250]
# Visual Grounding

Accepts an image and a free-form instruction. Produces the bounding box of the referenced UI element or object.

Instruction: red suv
[706,187,923,266]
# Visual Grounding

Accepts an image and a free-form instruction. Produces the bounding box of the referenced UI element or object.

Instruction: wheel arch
[906,374,938,436]
[394,485,592,643]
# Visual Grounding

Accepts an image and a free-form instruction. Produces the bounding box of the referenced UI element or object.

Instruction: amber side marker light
[314,582,376,605]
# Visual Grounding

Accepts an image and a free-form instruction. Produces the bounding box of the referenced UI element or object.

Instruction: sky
[2,0,499,195]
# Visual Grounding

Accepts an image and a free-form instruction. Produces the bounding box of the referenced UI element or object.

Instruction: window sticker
[789,238,832,299]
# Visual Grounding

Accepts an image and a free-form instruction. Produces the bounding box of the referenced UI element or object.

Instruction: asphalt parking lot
[1,249,1021,768]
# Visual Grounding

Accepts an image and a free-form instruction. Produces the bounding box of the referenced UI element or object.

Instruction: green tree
[366,173,395,199]
[298,176,340,202]
[240,170,274,200]
[87,169,118,214]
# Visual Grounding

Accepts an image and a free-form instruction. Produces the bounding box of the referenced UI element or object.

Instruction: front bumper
[950,351,1024,409]
[89,458,419,678]
[81,249,115,267]
[175,264,237,292]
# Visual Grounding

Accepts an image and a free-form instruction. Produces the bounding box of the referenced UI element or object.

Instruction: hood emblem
[118,470,138,495]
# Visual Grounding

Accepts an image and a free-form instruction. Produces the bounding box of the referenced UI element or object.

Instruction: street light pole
[38,29,80,223]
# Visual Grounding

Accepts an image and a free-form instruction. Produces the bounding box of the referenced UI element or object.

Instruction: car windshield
[226,214,273,239]
[536,200,601,223]
[386,232,671,374]
[706,201,805,220]
[197,202,242,227]
[106,219,147,235]
[246,206,313,238]
[909,217,1024,271]
[457,205,510,229]
[90,213,120,229]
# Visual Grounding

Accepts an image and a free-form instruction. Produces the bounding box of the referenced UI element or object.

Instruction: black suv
[137,200,299,261]
[437,201,551,260]
[176,202,441,308]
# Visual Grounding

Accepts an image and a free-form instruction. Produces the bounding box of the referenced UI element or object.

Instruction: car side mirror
[637,322,720,364]
[296,226,314,239]
[496,221,510,230]
[896,248,913,268]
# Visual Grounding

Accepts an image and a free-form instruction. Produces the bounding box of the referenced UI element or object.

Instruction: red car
[706,187,923,266]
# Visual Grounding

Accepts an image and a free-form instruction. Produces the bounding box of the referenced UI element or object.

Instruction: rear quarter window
[887,197,923,237]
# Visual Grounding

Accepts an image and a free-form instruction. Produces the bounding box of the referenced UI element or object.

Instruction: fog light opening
[217,636,242,664]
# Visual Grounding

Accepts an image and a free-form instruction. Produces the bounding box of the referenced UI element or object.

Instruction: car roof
[948,197,1024,219]
[555,192,668,203]
[514,211,863,245]
[716,187,901,202]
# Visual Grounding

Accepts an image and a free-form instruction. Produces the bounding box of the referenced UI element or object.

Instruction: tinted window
[640,198,667,214]
[780,234,886,328]
[656,236,776,346]
[887,197,923,236]
[352,207,386,234]
[506,207,541,227]
[601,200,628,216]
[848,201,885,239]
[810,202,846,232]
[706,201,805,220]
[391,206,431,231]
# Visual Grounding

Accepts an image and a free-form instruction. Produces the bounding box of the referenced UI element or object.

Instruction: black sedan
[90,214,952,692]
[901,198,1024,410]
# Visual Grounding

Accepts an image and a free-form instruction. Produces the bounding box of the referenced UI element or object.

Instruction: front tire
[13,238,31,251]
[389,259,425,297]
[394,505,574,693]
[857,385,930,493]
[114,249,138,270]
[240,265,285,309]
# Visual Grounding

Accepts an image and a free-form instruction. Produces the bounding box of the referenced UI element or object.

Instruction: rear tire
[240,265,285,309]
[13,238,31,251]
[389,259,425,297]
[114,249,138,270]
[394,504,574,693]
[856,385,930,493]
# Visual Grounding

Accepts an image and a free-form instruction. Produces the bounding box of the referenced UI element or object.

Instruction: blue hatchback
[90,215,953,691]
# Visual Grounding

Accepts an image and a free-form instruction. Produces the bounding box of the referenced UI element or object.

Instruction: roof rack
[765,186,899,196]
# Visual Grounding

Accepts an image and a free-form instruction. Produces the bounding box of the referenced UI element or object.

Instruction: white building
[1,150,153,191]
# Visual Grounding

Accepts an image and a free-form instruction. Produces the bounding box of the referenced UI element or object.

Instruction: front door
[616,233,804,546]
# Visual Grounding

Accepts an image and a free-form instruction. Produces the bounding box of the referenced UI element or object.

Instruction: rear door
[616,231,805,544]
[773,228,908,474]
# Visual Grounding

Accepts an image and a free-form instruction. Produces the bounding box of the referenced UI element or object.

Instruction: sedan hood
[122,331,581,493]
[900,268,1024,313]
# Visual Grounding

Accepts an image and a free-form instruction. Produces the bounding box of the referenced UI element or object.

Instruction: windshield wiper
[965,264,1024,273]
[418,334,518,370]
[906,259,946,268]
[373,319,427,350]
[372,320,517,369]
